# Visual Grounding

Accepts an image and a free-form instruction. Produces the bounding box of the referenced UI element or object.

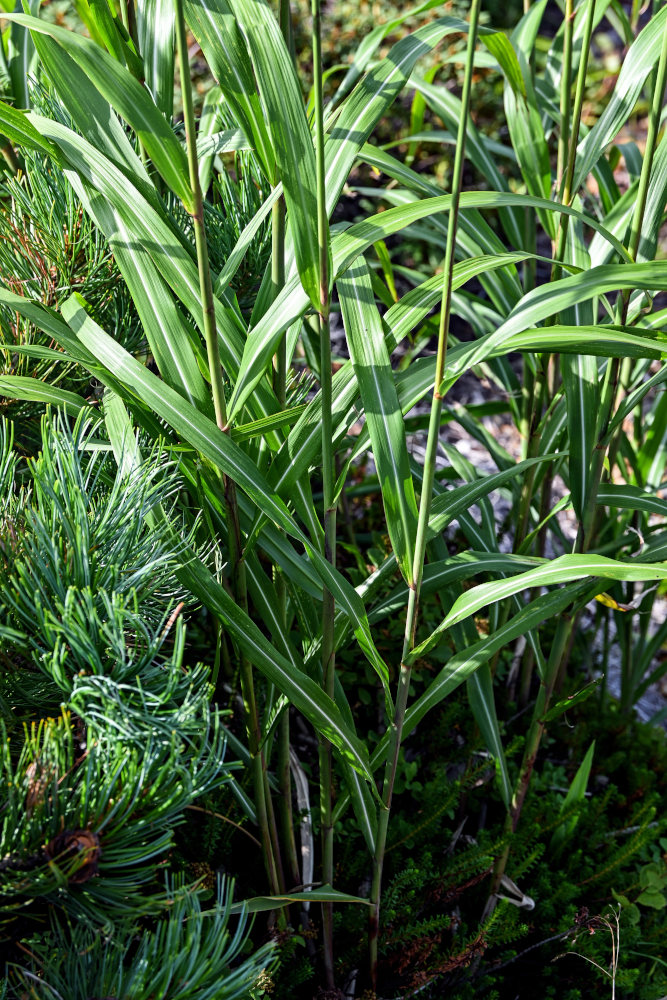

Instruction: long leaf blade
[136,0,175,119]
[182,0,275,178]
[227,190,632,421]
[562,354,600,522]
[439,554,667,635]
[7,13,192,207]
[338,258,418,584]
[0,376,90,416]
[467,665,512,809]
[574,5,667,189]
[229,0,322,309]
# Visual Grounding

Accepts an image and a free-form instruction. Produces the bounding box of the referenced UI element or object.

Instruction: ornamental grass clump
[1,0,667,993]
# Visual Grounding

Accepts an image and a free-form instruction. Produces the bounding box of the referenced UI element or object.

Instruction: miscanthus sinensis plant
[1,0,667,992]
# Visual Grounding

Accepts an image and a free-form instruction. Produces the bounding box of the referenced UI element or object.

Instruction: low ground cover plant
[1,0,667,996]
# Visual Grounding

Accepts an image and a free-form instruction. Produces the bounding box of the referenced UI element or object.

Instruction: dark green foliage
[8,877,274,1000]
[0,709,226,923]
[0,411,268,997]
[0,413,187,701]
[269,930,316,999]
[314,662,667,997]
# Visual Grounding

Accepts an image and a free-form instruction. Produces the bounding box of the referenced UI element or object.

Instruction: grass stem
[174,0,226,433]
[175,0,282,898]
[556,0,574,195]
[311,0,336,984]
[554,0,597,271]
[368,1,482,985]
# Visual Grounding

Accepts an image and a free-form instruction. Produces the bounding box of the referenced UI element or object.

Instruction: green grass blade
[212,182,282,294]
[439,554,667,635]
[500,325,667,360]
[358,182,523,316]
[93,199,214,415]
[331,675,379,850]
[573,4,667,190]
[85,0,143,76]
[7,13,192,207]
[62,293,301,530]
[562,354,600,523]
[267,254,528,498]
[21,32,160,206]
[0,376,90,416]
[197,87,222,192]
[182,0,275,179]
[136,0,175,119]
[479,28,525,98]
[6,0,39,109]
[228,190,630,423]
[410,74,524,248]
[605,362,667,439]
[550,740,595,851]
[338,258,418,584]
[332,192,631,275]
[637,131,667,262]
[323,18,470,217]
[232,887,371,914]
[370,553,542,624]
[503,65,553,237]
[488,262,667,346]
[175,547,375,781]
[400,584,590,744]
[467,666,512,809]
[245,553,303,669]
[103,391,373,780]
[637,390,667,490]
[0,289,151,400]
[597,484,667,519]
[23,111,247,413]
[507,0,547,64]
[588,181,637,266]
[426,454,561,538]
[197,122,250,156]
[63,295,390,697]
[231,406,306,444]
[352,327,664,479]
[0,97,62,156]
[229,0,322,310]
[339,761,378,854]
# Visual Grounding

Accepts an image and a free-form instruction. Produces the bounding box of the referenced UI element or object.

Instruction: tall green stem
[271,163,300,894]
[311,0,336,985]
[174,0,282,898]
[554,0,597,271]
[174,0,226,434]
[556,0,574,195]
[517,0,596,550]
[368,1,482,986]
